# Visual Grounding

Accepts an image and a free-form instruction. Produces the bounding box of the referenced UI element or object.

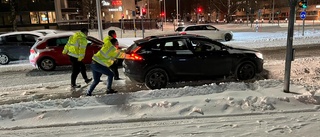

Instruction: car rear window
[126,43,140,53]
[175,27,185,32]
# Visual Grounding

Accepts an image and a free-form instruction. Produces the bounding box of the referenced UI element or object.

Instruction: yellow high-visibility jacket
[62,31,88,61]
[92,39,125,67]
[103,36,112,44]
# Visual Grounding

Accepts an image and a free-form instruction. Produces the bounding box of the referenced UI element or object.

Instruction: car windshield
[175,27,185,32]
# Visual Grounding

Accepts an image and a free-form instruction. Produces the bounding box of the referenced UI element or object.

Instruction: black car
[123,34,264,89]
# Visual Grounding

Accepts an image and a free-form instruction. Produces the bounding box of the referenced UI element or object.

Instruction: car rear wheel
[224,33,232,41]
[235,62,256,80]
[0,53,9,65]
[145,68,169,89]
[38,57,56,71]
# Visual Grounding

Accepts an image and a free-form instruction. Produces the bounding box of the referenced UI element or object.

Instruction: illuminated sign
[102,0,110,6]
[112,0,122,6]
[108,6,123,11]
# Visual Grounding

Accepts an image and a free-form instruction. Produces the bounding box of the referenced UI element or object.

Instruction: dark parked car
[0,31,44,64]
[29,32,103,71]
[123,34,264,89]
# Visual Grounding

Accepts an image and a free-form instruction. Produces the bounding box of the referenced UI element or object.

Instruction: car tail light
[30,49,36,54]
[180,32,187,35]
[125,53,143,61]
[125,46,143,60]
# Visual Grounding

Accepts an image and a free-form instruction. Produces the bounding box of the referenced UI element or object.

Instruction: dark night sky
[165,0,193,18]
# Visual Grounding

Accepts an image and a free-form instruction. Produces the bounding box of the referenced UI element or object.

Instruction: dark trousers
[69,56,88,86]
[86,61,114,94]
[110,60,119,79]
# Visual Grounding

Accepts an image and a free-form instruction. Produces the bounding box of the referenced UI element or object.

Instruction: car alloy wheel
[236,62,256,80]
[224,33,232,41]
[145,68,169,89]
[39,58,56,71]
[0,53,9,65]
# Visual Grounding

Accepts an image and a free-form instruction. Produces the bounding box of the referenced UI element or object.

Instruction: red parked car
[29,32,103,71]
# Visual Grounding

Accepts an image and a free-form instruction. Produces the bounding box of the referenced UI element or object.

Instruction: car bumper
[256,59,264,73]
[29,54,38,68]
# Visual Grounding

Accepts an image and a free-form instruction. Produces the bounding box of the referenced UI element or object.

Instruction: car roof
[134,33,209,44]
[32,29,60,35]
[37,32,75,40]
[0,31,44,37]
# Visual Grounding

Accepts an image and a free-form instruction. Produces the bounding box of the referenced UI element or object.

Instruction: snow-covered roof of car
[37,32,75,40]
[0,31,44,37]
[32,29,60,35]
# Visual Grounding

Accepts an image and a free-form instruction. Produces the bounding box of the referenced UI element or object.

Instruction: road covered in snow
[1,23,320,136]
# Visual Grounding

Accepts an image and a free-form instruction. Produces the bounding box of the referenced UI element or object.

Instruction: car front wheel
[38,57,56,71]
[224,33,232,41]
[235,62,256,80]
[0,53,9,65]
[145,68,169,89]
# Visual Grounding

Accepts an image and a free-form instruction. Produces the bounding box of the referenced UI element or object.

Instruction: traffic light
[142,8,146,15]
[197,7,202,13]
[121,14,124,19]
[298,0,307,9]
[160,12,164,17]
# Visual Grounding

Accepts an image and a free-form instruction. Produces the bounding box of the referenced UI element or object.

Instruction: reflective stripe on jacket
[62,32,88,61]
[92,39,125,67]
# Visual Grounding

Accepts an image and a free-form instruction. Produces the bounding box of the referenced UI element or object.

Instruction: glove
[62,50,67,54]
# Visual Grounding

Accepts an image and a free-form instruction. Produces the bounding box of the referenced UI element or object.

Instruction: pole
[161,16,163,31]
[164,0,166,26]
[147,0,150,19]
[96,0,103,40]
[134,17,136,37]
[176,0,178,23]
[302,9,305,36]
[272,0,275,23]
[283,0,297,93]
[142,16,144,38]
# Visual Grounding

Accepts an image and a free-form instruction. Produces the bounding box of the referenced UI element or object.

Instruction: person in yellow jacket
[62,28,92,89]
[104,30,121,80]
[86,38,125,96]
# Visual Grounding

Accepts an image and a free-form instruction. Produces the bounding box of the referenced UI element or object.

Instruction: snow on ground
[1,23,320,136]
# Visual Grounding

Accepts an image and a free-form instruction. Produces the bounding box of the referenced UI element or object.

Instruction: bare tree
[9,0,17,31]
[82,0,97,20]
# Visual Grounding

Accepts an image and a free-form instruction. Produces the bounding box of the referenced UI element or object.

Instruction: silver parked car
[175,24,233,41]
[0,31,44,64]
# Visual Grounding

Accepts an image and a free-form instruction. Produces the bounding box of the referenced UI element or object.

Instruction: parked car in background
[29,33,102,71]
[175,24,233,41]
[123,34,263,89]
[0,31,44,65]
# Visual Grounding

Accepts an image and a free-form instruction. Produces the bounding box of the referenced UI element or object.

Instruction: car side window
[164,39,188,51]
[5,35,22,43]
[0,37,3,44]
[47,38,57,47]
[56,37,69,46]
[206,25,217,30]
[185,26,196,31]
[190,39,221,52]
[23,34,38,42]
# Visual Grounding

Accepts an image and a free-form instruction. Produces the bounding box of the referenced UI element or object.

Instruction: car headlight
[255,52,263,59]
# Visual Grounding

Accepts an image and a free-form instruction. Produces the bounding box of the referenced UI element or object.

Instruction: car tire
[235,62,256,80]
[0,53,10,65]
[145,68,169,89]
[38,57,56,71]
[224,33,232,41]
